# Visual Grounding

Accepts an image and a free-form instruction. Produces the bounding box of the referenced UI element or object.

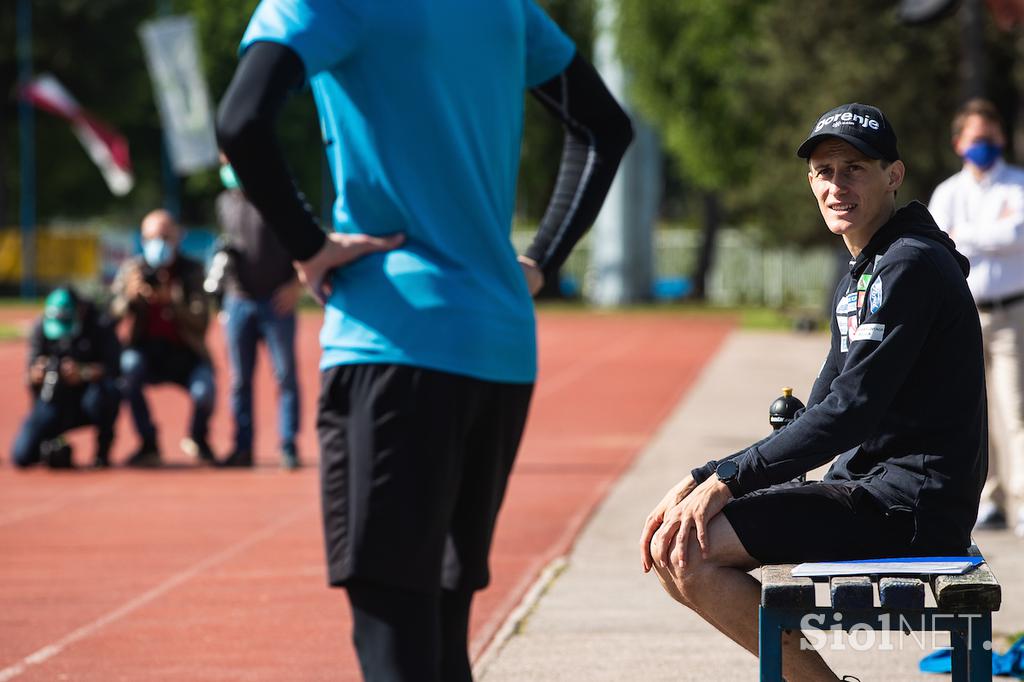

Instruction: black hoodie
[693,201,987,553]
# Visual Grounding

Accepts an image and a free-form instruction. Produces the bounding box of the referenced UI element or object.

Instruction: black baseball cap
[796,103,900,161]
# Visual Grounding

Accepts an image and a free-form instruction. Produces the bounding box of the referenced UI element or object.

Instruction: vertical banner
[138,15,218,175]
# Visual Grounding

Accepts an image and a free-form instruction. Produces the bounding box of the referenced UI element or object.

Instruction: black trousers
[347,579,475,682]
[317,364,533,681]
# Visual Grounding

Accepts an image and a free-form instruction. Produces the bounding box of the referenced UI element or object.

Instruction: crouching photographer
[11,287,121,469]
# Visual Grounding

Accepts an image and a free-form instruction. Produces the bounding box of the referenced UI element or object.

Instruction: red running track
[0,310,732,680]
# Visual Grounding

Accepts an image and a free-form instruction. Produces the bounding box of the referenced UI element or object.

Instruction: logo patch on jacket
[852,323,885,342]
[869,277,883,314]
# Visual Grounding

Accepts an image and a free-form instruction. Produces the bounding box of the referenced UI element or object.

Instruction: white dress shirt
[929,159,1024,302]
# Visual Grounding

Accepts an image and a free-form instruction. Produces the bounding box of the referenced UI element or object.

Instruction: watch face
[716,460,739,480]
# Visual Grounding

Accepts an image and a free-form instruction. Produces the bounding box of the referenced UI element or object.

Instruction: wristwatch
[715,460,744,498]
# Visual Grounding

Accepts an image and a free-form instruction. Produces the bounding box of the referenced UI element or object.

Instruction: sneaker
[181,437,217,466]
[41,437,74,469]
[280,445,300,471]
[221,449,254,468]
[974,502,1008,531]
[126,437,161,468]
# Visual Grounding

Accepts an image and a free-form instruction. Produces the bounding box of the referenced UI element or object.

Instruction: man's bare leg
[651,514,840,682]
[653,567,758,657]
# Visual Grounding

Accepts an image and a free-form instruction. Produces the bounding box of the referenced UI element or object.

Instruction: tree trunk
[960,0,987,101]
[691,191,721,301]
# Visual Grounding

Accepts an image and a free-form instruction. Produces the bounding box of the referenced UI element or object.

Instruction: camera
[39,355,61,403]
[142,267,160,288]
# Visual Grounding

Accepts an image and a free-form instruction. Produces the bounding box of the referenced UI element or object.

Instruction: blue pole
[17,0,36,298]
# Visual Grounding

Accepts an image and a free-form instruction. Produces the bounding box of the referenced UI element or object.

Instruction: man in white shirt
[930,98,1024,535]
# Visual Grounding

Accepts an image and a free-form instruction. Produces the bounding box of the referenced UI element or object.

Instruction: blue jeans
[223,294,299,453]
[11,380,120,467]
[120,344,215,444]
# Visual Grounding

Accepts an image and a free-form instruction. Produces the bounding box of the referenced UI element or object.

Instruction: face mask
[143,238,175,268]
[219,163,240,190]
[963,141,1002,171]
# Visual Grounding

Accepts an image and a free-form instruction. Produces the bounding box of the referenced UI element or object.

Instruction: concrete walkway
[477,330,1024,681]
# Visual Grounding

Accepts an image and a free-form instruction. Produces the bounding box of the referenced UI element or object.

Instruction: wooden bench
[758,545,1002,681]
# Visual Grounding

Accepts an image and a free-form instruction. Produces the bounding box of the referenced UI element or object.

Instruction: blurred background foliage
[618,0,1020,244]
[0,0,1021,244]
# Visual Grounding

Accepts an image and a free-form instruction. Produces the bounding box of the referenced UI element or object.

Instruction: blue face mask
[143,238,175,268]
[219,163,240,190]
[963,141,1002,170]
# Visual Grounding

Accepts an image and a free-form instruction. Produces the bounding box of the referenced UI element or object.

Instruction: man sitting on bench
[640,103,987,682]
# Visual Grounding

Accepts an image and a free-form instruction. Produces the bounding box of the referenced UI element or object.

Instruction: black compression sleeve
[525,54,634,280]
[215,41,327,262]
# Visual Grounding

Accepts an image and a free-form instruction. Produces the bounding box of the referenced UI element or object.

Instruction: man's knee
[652,542,716,607]
[652,563,690,606]
[189,367,216,411]
[82,382,120,423]
[11,435,39,467]
[651,519,756,606]
[229,369,252,395]
[120,349,146,387]
[11,409,54,467]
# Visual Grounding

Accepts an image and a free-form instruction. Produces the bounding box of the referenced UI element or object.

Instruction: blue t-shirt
[241,1,575,383]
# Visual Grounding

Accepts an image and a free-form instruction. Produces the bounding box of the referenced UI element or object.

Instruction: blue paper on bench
[792,556,984,577]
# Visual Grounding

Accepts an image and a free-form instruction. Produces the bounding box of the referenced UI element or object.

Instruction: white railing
[512,228,838,308]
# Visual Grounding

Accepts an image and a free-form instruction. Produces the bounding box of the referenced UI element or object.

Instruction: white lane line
[0,482,125,528]
[0,503,315,681]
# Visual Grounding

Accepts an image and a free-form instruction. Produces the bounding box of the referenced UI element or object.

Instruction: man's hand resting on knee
[640,474,697,572]
[641,475,733,572]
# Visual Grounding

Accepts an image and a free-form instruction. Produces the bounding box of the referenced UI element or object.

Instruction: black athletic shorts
[722,481,928,565]
[317,363,533,594]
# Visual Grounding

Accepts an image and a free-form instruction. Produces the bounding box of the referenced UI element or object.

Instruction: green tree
[2,1,597,232]
[182,0,325,224]
[617,0,1017,246]
[616,0,768,298]
[1,1,165,226]
[518,0,597,222]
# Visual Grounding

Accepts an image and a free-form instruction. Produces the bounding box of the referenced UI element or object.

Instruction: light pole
[588,0,658,306]
[17,0,36,298]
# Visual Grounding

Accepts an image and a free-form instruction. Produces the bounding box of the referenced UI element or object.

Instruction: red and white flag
[20,74,134,196]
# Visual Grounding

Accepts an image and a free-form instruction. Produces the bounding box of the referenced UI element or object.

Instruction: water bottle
[769,387,805,430]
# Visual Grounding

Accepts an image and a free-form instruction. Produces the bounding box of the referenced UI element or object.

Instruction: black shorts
[722,481,924,565]
[317,363,533,594]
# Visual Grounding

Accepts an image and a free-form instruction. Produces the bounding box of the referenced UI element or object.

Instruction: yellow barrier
[0,229,100,284]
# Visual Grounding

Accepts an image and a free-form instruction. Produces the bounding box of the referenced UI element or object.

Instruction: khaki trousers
[979,300,1024,521]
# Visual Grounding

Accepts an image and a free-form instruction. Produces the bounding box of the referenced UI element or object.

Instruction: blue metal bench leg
[951,625,969,682]
[759,607,784,682]
[968,613,993,682]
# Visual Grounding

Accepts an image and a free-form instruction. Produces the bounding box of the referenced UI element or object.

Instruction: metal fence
[2,225,840,310]
[512,228,839,309]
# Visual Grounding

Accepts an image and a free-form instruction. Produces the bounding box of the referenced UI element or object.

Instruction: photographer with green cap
[11,287,121,469]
